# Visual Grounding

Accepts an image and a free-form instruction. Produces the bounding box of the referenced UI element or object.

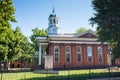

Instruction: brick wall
[49,43,109,68]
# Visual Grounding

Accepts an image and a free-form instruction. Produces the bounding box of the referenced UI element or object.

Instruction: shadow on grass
[21,72,120,80]
[21,74,87,80]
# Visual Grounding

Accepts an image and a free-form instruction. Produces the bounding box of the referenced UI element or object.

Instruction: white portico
[37,37,48,66]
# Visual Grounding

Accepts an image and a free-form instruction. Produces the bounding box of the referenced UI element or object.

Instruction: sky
[12,0,96,37]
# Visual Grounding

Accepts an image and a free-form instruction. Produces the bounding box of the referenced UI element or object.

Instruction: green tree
[0,0,17,62]
[13,27,34,61]
[90,0,120,58]
[30,28,48,53]
[76,27,87,34]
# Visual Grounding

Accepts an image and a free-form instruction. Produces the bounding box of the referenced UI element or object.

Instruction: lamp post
[108,46,112,77]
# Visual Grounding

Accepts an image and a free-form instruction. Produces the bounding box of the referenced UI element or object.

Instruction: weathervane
[52,7,55,14]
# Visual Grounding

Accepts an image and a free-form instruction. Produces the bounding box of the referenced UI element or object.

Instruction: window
[53,19,56,23]
[97,46,103,63]
[87,46,92,63]
[50,19,52,23]
[54,46,59,63]
[76,46,82,63]
[66,46,71,63]
[87,33,91,38]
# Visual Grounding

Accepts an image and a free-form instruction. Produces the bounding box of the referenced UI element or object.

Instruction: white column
[39,43,42,65]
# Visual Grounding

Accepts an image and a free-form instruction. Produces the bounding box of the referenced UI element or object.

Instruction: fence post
[1,63,4,80]
[1,72,2,80]
[108,65,111,77]
[89,67,91,79]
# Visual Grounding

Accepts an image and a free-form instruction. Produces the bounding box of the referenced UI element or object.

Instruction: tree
[0,0,17,62]
[30,28,48,53]
[75,27,87,34]
[13,27,34,60]
[90,0,120,58]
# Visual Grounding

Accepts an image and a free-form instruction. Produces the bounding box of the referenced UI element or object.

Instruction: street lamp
[108,45,112,77]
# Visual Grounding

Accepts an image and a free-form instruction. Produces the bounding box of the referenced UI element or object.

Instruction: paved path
[87,77,120,80]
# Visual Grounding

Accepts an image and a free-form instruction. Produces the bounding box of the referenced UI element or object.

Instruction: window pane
[54,46,59,63]
[88,56,92,63]
[66,46,71,63]
[66,53,70,62]
[54,46,59,52]
[77,46,81,52]
[98,54,103,62]
[87,46,92,56]
[66,46,70,52]
[97,47,103,63]
[87,46,92,63]
[55,53,58,62]
[77,54,81,62]
[98,47,102,54]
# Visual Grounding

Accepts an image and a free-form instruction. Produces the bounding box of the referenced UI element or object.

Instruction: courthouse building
[37,9,111,69]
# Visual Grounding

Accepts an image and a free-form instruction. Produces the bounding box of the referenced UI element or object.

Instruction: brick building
[37,9,111,69]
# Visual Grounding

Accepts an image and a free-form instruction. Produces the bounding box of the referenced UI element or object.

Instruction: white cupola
[48,8,60,36]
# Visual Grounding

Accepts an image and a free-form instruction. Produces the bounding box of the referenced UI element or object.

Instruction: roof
[49,14,57,18]
[75,29,97,38]
[37,29,99,43]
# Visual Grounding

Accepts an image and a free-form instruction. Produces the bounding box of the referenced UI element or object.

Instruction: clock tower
[48,8,59,36]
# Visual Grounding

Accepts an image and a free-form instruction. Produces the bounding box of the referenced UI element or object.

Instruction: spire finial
[52,7,55,14]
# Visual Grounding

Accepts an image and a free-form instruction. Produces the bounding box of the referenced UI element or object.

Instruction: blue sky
[12,0,96,37]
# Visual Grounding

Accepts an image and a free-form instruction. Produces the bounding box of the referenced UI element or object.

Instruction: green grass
[0,69,119,80]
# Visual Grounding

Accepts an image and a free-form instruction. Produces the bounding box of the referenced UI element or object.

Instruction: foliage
[30,27,48,53]
[75,27,87,34]
[90,0,120,58]
[0,0,33,63]
[13,27,34,62]
[0,0,17,61]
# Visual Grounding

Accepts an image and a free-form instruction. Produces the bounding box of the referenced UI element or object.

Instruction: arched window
[76,46,82,63]
[54,46,59,63]
[49,19,52,23]
[87,46,92,63]
[66,46,71,63]
[53,19,56,23]
[97,46,103,63]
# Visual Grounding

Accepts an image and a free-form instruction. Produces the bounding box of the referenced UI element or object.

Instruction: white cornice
[49,41,108,44]
[36,36,47,40]
[50,37,98,41]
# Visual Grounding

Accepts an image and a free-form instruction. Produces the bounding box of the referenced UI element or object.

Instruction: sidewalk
[87,77,120,80]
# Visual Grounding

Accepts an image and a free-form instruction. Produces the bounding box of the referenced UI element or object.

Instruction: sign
[44,55,53,69]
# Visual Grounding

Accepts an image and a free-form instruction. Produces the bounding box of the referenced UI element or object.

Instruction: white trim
[36,36,47,40]
[39,44,42,65]
[40,43,48,45]
[49,41,108,44]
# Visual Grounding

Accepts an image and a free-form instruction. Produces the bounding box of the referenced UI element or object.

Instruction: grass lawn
[0,69,119,80]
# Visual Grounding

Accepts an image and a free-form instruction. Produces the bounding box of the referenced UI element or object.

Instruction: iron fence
[0,67,120,80]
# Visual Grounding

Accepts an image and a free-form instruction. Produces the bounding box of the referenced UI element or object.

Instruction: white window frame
[76,46,82,63]
[65,46,71,63]
[87,46,92,63]
[54,46,59,63]
[97,46,103,63]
